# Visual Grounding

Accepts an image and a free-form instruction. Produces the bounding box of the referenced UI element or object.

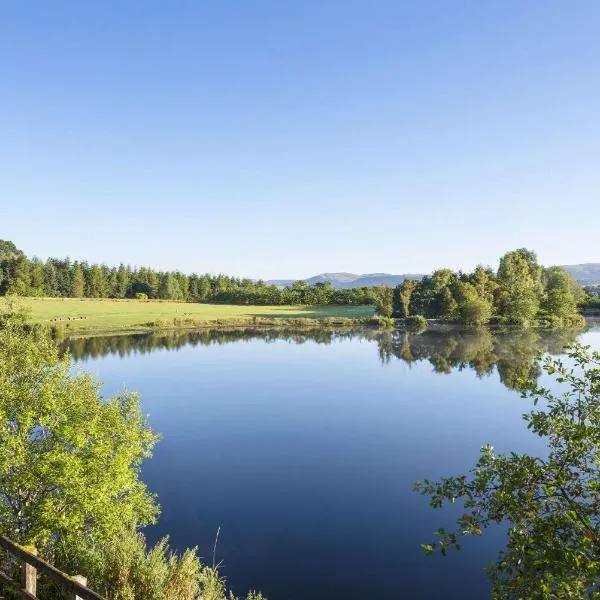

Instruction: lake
[66,322,600,599]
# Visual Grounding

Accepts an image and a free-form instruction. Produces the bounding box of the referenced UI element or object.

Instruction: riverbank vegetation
[0,240,374,306]
[375,249,586,327]
[0,304,265,600]
[15,297,376,333]
[0,241,590,330]
[417,344,600,597]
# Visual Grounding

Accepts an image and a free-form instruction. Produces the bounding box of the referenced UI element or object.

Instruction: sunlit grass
[18,297,375,332]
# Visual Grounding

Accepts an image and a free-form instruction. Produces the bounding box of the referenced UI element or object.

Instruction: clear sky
[1,1,599,279]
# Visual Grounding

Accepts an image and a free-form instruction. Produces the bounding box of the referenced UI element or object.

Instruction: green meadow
[17,297,375,333]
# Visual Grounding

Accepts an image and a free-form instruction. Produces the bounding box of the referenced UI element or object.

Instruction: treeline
[372,249,586,326]
[0,240,373,305]
[0,241,588,325]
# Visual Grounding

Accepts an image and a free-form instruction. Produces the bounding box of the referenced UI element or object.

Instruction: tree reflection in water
[62,325,585,392]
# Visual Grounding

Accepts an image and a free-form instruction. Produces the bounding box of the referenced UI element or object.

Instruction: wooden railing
[0,536,105,600]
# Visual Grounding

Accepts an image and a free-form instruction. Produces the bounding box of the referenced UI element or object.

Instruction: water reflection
[375,327,583,389]
[63,325,586,391]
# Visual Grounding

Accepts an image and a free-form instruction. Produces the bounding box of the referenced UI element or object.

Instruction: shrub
[405,315,428,332]
[458,297,492,327]
[50,529,199,600]
[52,528,267,600]
[134,292,148,301]
[374,316,395,329]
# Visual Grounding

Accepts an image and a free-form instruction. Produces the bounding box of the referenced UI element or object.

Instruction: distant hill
[267,264,600,289]
[562,264,600,286]
[267,272,425,289]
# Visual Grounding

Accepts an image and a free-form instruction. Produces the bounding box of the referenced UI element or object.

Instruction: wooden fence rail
[0,536,105,600]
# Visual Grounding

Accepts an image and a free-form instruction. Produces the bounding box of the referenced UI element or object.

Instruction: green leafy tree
[496,250,540,325]
[71,262,86,297]
[115,264,131,298]
[0,303,159,548]
[394,279,417,318]
[453,281,492,326]
[416,344,600,598]
[428,269,458,320]
[159,273,183,301]
[86,264,109,298]
[469,265,498,306]
[7,254,30,296]
[372,285,394,318]
[542,266,583,323]
[43,261,60,297]
[29,258,46,296]
[0,239,24,260]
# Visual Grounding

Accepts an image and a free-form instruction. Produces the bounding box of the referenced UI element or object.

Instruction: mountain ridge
[267,264,600,289]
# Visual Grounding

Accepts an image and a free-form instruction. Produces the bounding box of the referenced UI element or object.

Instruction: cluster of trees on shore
[0,240,373,305]
[0,241,589,325]
[373,249,586,326]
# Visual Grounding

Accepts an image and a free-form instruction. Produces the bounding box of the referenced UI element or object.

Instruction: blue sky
[1,1,599,278]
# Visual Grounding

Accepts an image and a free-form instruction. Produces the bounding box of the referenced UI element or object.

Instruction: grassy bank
[17,297,376,333]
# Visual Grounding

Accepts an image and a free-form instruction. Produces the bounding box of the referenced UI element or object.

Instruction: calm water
[67,323,600,599]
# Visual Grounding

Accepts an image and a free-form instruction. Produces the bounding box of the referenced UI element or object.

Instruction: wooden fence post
[20,547,37,596]
[71,574,87,600]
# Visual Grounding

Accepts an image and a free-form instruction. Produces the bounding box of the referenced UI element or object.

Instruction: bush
[134,292,148,301]
[374,316,395,329]
[405,315,428,332]
[50,529,200,600]
[52,528,266,600]
[458,298,492,327]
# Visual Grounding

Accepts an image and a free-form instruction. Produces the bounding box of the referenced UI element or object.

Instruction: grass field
[15,297,375,333]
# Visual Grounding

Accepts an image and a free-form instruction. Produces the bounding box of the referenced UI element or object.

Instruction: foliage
[0,241,374,307]
[416,344,600,598]
[0,302,159,548]
[404,315,428,332]
[371,285,394,317]
[0,303,267,600]
[135,292,148,300]
[0,241,586,327]
[394,279,417,318]
[50,529,201,600]
[0,239,24,260]
[495,249,540,325]
[454,281,492,326]
[541,266,584,320]
[401,249,583,327]
[371,315,395,329]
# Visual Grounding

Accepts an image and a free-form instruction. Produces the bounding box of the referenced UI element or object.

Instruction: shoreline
[54,316,595,340]
[50,315,388,337]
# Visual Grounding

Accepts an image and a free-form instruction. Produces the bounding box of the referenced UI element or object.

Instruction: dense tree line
[0,241,588,324]
[372,248,585,326]
[0,240,373,306]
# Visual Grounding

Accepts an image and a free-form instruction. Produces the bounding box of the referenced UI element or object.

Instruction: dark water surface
[67,323,600,599]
